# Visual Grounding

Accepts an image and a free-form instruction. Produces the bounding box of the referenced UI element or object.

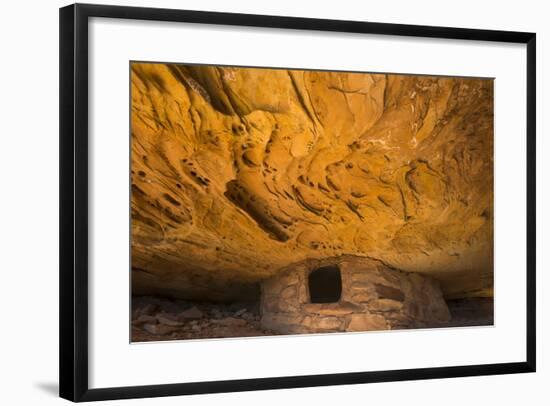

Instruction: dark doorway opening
[308,265,342,303]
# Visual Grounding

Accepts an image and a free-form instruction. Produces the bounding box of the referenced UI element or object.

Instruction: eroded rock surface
[131,63,493,302]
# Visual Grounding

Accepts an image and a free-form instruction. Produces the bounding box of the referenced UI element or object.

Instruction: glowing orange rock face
[131,63,493,302]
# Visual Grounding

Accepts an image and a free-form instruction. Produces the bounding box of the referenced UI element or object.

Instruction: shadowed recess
[308,265,342,303]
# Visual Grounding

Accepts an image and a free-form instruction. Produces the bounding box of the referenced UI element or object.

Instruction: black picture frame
[59,3,536,402]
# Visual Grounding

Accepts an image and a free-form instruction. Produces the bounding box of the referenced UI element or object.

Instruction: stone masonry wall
[260,256,451,334]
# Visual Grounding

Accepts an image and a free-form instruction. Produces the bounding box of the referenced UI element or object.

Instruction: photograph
[130,62,494,342]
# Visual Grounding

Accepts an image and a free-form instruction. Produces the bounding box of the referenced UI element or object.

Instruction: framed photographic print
[59,3,536,402]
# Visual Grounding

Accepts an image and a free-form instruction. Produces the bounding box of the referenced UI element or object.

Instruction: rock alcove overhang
[130,62,494,303]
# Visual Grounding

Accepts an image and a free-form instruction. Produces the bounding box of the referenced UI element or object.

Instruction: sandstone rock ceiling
[130,63,494,302]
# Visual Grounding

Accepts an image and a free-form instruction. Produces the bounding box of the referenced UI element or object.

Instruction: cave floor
[131,296,277,342]
[131,295,493,343]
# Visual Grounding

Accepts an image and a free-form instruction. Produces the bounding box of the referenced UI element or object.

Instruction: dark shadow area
[446,297,494,327]
[308,265,342,303]
[34,382,58,397]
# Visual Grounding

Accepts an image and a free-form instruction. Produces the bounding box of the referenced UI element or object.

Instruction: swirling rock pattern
[131,63,493,302]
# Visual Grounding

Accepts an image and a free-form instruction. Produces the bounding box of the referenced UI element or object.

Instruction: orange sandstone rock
[131,63,493,302]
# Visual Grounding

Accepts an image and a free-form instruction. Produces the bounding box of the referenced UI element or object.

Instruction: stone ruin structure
[260,256,451,334]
